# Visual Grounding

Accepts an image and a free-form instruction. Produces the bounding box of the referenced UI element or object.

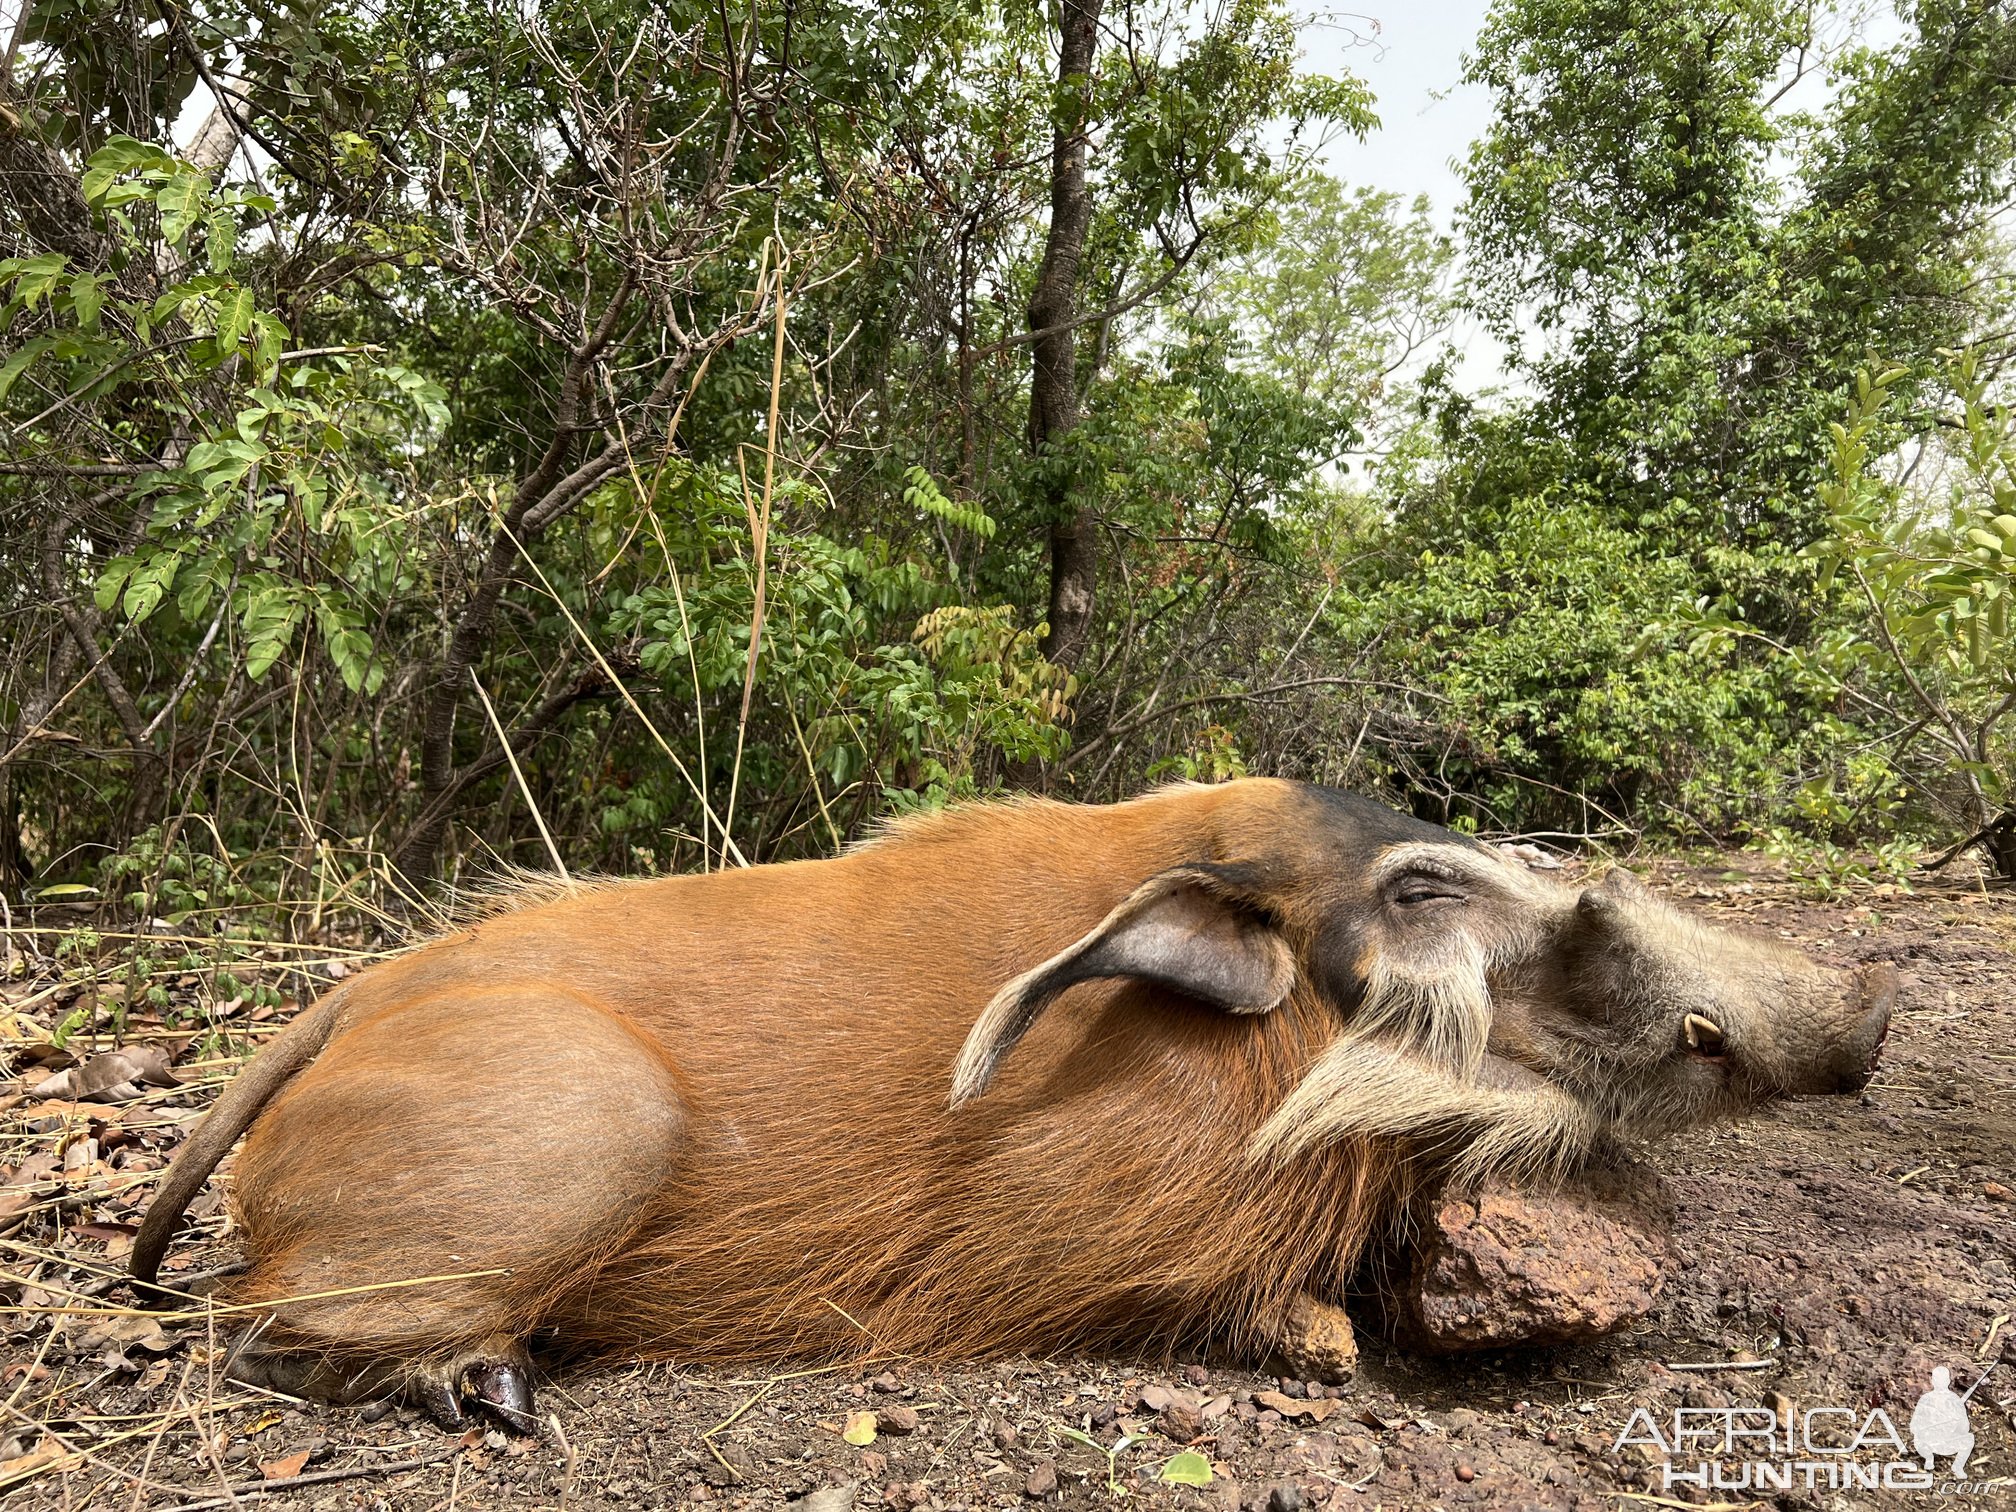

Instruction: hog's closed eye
[1392,877,1465,908]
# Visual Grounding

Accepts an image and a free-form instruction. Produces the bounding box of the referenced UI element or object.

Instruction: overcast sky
[1296,3,1513,390]
[1301,3,1492,227]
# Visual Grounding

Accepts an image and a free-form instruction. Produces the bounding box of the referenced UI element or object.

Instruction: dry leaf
[259,1448,310,1480]
[28,1046,178,1102]
[0,1010,50,1044]
[1253,1390,1336,1423]
[0,1441,70,1481]
[78,1315,182,1358]
[69,1221,136,1261]
[0,1152,59,1223]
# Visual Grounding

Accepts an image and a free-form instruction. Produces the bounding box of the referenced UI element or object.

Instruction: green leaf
[238,579,307,681]
[216,285,254,351]
[1160,1451,1213,1487]
[156,167,211,248]
[79,136,175,205]
[121,551,183,623]
[0,336,53,403]
[253,313,289,381]
[0,253,69,309]
[94,555,141,612]
[68,274,106,331]
[206,208,239,274]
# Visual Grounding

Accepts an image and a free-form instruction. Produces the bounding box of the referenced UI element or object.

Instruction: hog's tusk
[1683,1013,1726,1054]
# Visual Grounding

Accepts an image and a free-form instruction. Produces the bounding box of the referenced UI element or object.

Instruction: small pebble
[1023,1458,1057,1499]
[1161,1400,1205,1441]
[1456,1465,1476,1483]
[876,1405,921,1435]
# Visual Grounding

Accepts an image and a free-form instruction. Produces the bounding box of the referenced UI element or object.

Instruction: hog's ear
[949,865,1294,1108]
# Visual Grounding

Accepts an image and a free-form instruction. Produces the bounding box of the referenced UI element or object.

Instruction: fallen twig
[153,1449,461,1512]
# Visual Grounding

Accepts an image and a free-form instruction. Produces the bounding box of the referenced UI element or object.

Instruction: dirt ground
[1,860,2011,1511]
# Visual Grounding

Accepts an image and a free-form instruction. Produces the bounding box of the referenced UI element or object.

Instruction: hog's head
[951,780,1895,1182]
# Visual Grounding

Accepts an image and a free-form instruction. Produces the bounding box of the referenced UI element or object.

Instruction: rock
[880,1482,928,1510]
[1160,1399,1205,1441]
[869,1372,901,1393]
[1388,1162,1676,1352]
[1985,1181,2013,1202]
[1023,1458,1057,1499]
[1265,1483,1304,1512]
[875,1406,921,1436]
[1273,1295,1359,1384]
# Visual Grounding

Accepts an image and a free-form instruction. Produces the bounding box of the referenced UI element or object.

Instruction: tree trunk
[1029,0,1102,671]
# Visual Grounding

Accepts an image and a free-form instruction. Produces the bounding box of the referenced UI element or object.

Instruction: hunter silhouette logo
[1911,1363,1995,1479]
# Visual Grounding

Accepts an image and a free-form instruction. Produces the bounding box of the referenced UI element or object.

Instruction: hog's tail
[129,994,344,1291]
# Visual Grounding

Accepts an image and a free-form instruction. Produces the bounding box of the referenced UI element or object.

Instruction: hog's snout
[1764,961,1897,1097]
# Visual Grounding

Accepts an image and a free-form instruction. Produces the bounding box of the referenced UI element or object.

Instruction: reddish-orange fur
[204,783,1414,1378]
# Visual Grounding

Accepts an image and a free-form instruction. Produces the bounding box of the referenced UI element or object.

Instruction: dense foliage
[3,0,2013,934]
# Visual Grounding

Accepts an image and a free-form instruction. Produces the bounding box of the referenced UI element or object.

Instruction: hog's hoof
[410,1341,539,1434]
[1388,1163,1675,1353]
[459,1353,537,1432]
[1270,1293,1359,1384]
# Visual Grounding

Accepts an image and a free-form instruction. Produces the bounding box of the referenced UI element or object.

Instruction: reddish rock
[1389,1162,1676,1352]
[1273,1293,1360,1383]
[875,1405,921,1435]
[1022,1458,1057,1499]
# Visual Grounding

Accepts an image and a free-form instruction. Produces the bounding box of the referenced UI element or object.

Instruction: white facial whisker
[1250,1034,1597,1183]
[1352,940,1493,1080]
